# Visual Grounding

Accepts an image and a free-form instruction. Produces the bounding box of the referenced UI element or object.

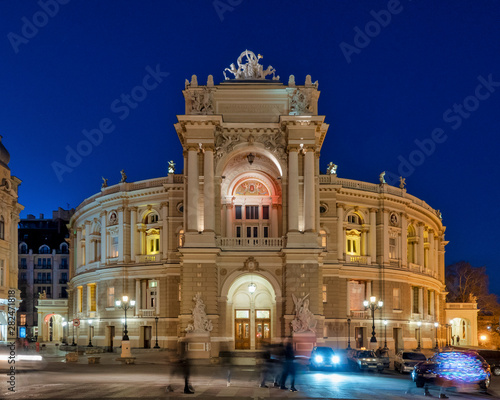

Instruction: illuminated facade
[0,136,24,342]
[68,52,453,355]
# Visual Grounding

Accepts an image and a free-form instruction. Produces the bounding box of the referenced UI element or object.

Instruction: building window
[107,287,115,307]
[47,259,51,267]
[245,205,259,219]
[412,287,420,314]
[389,238,397,259]
[393,288,401,309]
[177,230,184,247]
[320,229,327,248]
[110,236,118,258]
[88,283,96,312]
[407,225,416,264]
[262,206,269,220]
[347,214,360,224]
[147,213,159,224]
[20,258,27,268]
[60,258,68,269]
[263,227,269,238]
[0,260,4,287]
[236,226,241,238]
[428,290,434,316]
[322,285,327,303]
[178,283,182,301]
[349,280,366,311]
[77,286,83,313]
[37,258,42,266]
[20,314,26,326]
[235,205,242,220]
[20,243,28,254]
[39,245,50,254]
[60,243,69,254]
[346,230,361,255]
[0,216,4,240]
[42,258,47,267]
[146,229,160,255]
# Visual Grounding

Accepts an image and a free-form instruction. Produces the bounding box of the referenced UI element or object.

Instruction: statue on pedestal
[185,293,213,333]
[291,293,316,333]
[120,169,127,183]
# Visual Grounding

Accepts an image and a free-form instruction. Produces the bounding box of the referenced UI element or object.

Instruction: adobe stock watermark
[51,64,170,183]
[339,0,409,64]
[384,74,500,185]
[7,0,71,54]
[213,0,243,22]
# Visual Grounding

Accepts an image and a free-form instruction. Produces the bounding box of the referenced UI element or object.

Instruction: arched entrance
[42,314,65,342]
[450,317,471,346]
[225,273,279,350]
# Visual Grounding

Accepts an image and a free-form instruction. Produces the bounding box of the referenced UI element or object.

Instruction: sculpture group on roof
[224,50,279,81]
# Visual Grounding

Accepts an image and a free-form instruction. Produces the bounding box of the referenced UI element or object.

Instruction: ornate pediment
[239,257,261,272]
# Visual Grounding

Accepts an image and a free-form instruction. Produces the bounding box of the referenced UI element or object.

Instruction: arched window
[347,212,363,225]
[146,212,159,224]
[178,229,184,247]
[60,243,69,254]
[320,229,327,248]
[39,245,50,254]
[0,216,4,240]
[19,243,28,254]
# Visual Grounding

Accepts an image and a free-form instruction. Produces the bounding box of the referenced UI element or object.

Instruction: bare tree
[446,261,500,315]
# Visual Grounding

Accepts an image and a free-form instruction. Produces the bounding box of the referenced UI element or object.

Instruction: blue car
[309,346,341,371]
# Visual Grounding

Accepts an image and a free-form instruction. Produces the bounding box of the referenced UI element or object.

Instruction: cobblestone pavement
[1,348,499,399]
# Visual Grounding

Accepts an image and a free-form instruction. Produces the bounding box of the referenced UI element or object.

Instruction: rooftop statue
[223,50,279,81]
[101,177,108,188]
[120,169,127,183]
[168,160,175,174]
[326,162,338,175]
[379,171,386,184]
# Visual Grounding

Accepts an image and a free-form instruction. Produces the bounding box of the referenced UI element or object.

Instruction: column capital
[160,202,168,209]
[117,206,125,213]
[288,145,300,152]
[337,203,345,209]
[129,206,138,212]
[303,145,316,152]
[203,144,215,152]
[369,208,378,213]
[99,210,107,218]
[76,227,83,232]
[428,228,435,235]
[417,222,425,228]
[186,144,199,152]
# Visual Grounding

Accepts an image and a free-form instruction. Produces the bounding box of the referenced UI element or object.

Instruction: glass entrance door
[255,310,271,349]
[235,310,250,349]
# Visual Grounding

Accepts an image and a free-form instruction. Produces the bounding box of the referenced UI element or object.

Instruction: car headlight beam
[314,355,323,364]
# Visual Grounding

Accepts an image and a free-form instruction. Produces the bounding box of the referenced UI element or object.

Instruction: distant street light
[363,296,383,343]
[434,322,439,350]
[154,317,160,349]
[87,319,93,347]
[346,318,352,350]
[383,320,388,350]
[416,321,422,351]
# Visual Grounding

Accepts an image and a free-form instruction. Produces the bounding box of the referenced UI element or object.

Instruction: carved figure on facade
[38,290,47,300]
[289,88,314,115]
[101,177,108,188]
[168,160,176,174]
[255,131,287,162]
[223,50,279,80]
[291,293,317,333]
[188,87,214,115]
[326,162,338,175]
[399,176,406,189]
[185,292,213,333]
[379,171,386,184]
[120,169,127,183]
[215,131,242,159]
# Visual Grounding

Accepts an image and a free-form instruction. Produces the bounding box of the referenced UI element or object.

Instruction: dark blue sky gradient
[1,1,499,294]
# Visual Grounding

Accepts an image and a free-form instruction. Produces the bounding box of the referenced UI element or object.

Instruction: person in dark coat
[280,341,297,392]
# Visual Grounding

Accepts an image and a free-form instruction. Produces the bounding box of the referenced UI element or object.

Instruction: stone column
[76,227,82,268]
[429,230,435,274]
[434,236,440,275]
[161,202,169,260]
[130,207,137,262]
[118,207,125,263]
[135,279,140,315]
[337,204,344,262]
[100,211,107,264]
[417,223,425,266]
[271,204,279,237]
[382,211,389,265]
[361,230,367,256]
[303,147,315,232]
[401,213,408,268]
[203,146,215,232]
[85,221,91,265]
[187,146,199,232]
[226,204,233,238]
[369,208,377,264]
[288,146,299,232]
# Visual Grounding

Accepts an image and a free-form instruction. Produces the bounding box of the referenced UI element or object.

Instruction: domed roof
[0,136,11,169]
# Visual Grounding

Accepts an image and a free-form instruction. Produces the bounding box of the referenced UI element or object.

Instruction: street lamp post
[383,320,388,350]
[154,316,160,349]
[434,322,439,350]
[444,324,450,347]
[115,295,136,358]
[72,323,76,346]
[346,318,352,350]
[87,320,93,347]
[363,296,383,343]
[416,321,422,351]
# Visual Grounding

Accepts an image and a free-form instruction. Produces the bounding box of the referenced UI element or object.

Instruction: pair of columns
[288,146,316,232]
[186,145,215,233]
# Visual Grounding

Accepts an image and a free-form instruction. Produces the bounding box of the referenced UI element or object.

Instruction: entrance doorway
[355,327,366,348]
[255,310,270,349]
[235,310,250,349]
[393,327,403,352]
[106,326,115,352]
[142,326,152,348]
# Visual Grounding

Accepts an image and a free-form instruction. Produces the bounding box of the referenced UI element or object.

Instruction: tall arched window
[407,225,417,264]
[20,243,28,254]
[146,229,160,255]
[39,245,50,254]
[0,216,4,240]
[346,230,361,255]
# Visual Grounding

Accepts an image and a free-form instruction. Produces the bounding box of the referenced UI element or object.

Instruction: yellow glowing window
[256,310,270,319]
[236,310,249,319]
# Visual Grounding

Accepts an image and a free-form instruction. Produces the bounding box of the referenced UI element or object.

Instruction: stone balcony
[216,237,284,250]
[139,309,156,317]
[350,310,368,318]
[346,254,371,265]
[135,254,161,263]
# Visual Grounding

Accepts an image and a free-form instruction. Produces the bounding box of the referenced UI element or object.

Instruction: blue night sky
[1,1,499,294]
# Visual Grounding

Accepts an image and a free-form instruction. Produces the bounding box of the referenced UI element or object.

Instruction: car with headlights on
[309,346,341,371]
[348,349,384,372]
[394,350,427,373]
[411,351,491,393]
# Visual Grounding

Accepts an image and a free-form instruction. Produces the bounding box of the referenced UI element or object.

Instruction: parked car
[376,348,390,370]
[476,350,500,376]
[411,351,491,393]
[347,349,384,372]
[309,346,341,371]
[394,350,427,373]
